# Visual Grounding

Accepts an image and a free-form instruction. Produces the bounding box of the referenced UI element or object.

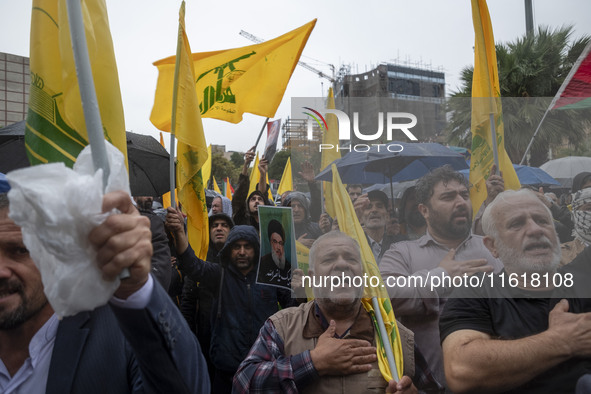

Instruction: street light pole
[525,0,534,37]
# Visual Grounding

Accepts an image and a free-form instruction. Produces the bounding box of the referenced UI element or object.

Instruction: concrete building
[0,53,30,128]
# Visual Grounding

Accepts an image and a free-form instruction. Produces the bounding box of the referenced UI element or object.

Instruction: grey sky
[1,0,590,153]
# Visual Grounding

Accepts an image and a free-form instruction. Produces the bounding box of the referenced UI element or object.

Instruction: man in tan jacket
[233,231,441,393]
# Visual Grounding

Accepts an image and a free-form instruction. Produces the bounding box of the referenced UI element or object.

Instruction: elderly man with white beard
[439,189,591,394]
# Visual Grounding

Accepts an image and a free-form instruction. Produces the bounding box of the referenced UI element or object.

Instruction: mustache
[0,278,23,295]
[524,236,553,251]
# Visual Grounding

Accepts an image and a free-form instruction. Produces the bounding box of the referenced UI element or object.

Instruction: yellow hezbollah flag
[249,153,274,202]
[322,87,340,218]
[26,0,127,167]
[331,164,403,382]
[171,1,209,260]
[276,157,293,197]
[150,20,316,125]
[469,0,520,215]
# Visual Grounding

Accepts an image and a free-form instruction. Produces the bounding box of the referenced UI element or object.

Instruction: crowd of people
[2,146,591,393]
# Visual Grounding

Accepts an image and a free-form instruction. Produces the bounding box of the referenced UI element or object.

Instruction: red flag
[552,41,591,110]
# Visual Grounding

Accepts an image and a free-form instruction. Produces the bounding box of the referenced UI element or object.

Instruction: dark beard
[0,298,49,330]
[0,279,49,330]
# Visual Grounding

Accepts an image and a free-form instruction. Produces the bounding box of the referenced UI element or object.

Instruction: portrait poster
[256,205,297,290]
[262,119,281,163]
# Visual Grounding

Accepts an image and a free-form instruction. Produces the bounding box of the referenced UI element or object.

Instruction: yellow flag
[295,241,314,300]
[249,153,260,193]
[202,144,212,185]
[331,164,403,381]
[159,132,166,148]
[469,0,520,215]
[276,157,293,197]
[322,87,341,218]
[26,0,128,167]
[162,188,178,209]
[171,1,209,260]
[150,20,316,125]
[212,175,222,194]
[248,153,273,202]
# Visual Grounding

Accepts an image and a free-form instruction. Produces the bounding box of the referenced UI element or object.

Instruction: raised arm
[90,191,210,393]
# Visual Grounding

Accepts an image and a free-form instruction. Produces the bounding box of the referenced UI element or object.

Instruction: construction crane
[239,30,336,83]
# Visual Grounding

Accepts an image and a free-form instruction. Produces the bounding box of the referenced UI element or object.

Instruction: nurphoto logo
[302,107,418,152]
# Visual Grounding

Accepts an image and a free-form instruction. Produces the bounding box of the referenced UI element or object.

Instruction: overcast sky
[1,0,590,153]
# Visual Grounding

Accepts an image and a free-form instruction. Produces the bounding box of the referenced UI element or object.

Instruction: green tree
[445,25,591,166]
[211,153,241,186]
[268,150,290,180]
[230,151,244,168]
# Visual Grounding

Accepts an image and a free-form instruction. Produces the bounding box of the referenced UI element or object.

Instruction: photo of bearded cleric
[257,206,297,289]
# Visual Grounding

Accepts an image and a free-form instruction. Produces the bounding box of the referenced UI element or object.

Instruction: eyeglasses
[271,239,285,246]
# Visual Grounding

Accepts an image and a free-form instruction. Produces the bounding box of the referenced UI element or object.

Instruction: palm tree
[446,25,591,166]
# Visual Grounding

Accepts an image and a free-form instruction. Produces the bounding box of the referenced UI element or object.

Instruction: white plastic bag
[7,142,130,317]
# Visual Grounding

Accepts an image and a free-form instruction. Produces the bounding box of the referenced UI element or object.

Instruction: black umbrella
[0,120,30,173]
[126,131,171,197]
[0,122,171,197]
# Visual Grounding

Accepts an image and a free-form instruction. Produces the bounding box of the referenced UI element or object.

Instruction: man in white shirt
[0,191,209,393]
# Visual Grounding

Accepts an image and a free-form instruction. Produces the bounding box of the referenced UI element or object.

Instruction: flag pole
[168,3,186,209]
[519,107,551,165]
[254,117,270,153]
[371,297,399,382]
[66,0,110,188]
[66,0,129,278]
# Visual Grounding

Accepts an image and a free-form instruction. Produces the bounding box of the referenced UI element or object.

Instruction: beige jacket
[270,301,415,394]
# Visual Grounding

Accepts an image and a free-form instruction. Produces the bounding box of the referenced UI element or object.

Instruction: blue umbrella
[0,172,9,193]
[459,164,560,187]
[316,141,469,184]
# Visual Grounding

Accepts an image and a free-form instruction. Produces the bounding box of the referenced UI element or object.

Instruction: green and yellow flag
[26,0,127,167]
[164,1,209,260]
[276,157,293,197]
[150,19,316,125]
[331,164,403,382]
[322,87,340,218]
[469,0,520,215]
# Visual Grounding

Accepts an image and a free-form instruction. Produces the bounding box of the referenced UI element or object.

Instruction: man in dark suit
[258,219,291,287]
[0,191,209,393]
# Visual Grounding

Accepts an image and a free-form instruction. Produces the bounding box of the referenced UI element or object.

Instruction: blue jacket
[177,225,294,373]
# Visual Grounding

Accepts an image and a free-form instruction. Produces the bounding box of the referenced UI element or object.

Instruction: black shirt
[440,270,591,394]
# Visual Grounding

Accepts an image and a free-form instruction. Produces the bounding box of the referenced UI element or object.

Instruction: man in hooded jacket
[282,192,322,248]
[165,219,295,394]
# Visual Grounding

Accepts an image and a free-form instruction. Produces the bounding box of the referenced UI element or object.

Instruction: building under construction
[281,62,447,153]
[335,63,446,143]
